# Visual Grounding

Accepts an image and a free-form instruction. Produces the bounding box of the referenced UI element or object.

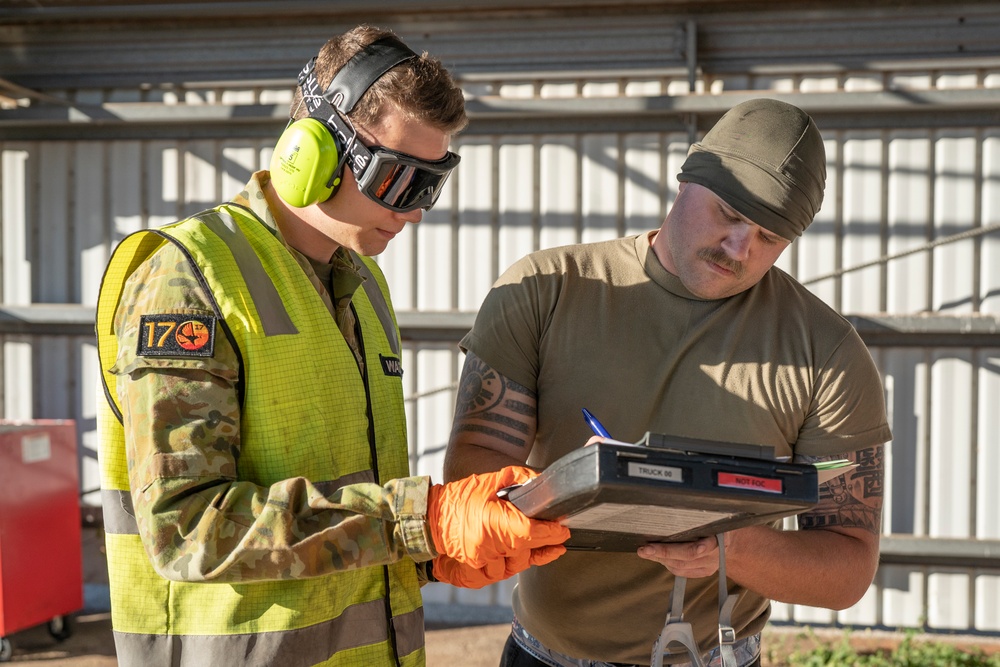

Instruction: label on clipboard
[717,471,783,494]
[627,461,683,483]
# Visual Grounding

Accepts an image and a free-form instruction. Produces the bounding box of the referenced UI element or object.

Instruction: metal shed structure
[2,0,1000,638]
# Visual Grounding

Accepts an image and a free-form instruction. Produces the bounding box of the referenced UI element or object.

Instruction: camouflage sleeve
[109,241,436,583]
[415,561,435,587]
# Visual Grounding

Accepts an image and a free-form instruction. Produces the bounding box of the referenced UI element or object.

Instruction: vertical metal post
[685,20,699,146]
[686,19,698,94]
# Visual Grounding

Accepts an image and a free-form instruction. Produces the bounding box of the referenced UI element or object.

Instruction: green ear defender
[269,118,343,208]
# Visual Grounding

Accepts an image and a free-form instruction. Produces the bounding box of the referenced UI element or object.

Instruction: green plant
[784,629,1000,667]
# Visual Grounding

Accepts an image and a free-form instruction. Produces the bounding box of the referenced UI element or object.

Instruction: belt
[510,614,761,667]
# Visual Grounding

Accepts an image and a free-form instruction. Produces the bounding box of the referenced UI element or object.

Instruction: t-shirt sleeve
[794,327,893,457]
[460,255,550,393]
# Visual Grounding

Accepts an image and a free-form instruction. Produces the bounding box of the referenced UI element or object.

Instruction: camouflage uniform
[107,170,435,582]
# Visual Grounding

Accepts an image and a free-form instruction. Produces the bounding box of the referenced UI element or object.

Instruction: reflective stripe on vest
[112,601,425,667]
[95,204,420,667]
[194,207,298,336]
[198,207,400,353]
[353,252,400,356]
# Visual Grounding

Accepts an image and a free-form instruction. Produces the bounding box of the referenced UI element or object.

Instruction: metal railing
[3,225,999,573]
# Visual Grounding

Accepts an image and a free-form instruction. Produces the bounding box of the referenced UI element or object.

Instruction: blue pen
[581,408,612,438]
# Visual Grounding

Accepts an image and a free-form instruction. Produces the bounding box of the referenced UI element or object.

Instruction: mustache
[698,247,746,279]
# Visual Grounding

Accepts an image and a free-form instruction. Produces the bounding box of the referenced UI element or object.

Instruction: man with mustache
[444,99,890,667]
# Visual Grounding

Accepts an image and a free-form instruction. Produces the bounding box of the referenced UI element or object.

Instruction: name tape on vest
[380,354,403,377]
[137,314,216,358]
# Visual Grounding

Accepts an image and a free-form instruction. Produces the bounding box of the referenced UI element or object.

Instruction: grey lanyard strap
[650,534,740,667]
[716,531,739,667]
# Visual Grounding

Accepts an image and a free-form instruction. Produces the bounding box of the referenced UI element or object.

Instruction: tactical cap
[677,98,826,241]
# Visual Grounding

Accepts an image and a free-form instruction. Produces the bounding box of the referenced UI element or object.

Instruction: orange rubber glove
[427,466,570,569]
[432,543,567,589]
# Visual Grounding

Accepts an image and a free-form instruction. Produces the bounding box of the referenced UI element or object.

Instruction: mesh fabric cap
[677,98,827,241]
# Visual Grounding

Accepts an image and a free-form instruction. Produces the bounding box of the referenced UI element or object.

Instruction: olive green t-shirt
[461,232,892,665]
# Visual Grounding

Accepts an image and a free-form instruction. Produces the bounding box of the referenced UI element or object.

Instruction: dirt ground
[0,612,512,667]
[4,612,1000,666]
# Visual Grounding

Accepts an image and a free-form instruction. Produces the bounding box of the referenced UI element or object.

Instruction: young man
[445,99,890,667]
[95,26,568,667]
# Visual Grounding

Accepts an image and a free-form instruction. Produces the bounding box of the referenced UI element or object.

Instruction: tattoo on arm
[455,355,506,416]
[451,353,537,449]
[798,445,885,534]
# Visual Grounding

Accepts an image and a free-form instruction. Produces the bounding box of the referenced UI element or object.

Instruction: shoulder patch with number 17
[137,314,216,357]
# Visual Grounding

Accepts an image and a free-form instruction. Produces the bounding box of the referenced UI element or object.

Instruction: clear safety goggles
[348,144,461,213]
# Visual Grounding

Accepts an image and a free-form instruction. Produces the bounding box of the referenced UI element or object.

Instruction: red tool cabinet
[0,420,83,660]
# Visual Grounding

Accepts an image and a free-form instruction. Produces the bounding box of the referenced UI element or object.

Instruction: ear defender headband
[270,36,461,210]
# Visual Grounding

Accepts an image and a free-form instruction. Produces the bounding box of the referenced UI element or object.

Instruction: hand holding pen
[582,408,612,438]
[581,409,632,446]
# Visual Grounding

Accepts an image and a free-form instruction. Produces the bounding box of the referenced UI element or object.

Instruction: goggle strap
[341,134,375,188]
[297,58,331,118]
[322,36,417,114]
[296,60,375,189]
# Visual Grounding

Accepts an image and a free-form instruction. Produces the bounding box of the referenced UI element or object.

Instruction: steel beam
[880,535,1000,570]
[2,89,999,141]
[4,305,1000,347]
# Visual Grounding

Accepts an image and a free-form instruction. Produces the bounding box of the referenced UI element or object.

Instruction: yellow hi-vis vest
[95,204,423,667]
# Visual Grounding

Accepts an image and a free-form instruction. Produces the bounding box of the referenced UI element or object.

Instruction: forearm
[641,446,885,609]
[724,524,879,609]
[444,442,530,481]
[726,446,885,609]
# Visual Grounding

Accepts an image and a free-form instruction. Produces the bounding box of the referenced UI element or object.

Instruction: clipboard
[504,432,819,551]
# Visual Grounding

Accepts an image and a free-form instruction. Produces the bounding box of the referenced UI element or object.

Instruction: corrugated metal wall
[3,0,1000,636]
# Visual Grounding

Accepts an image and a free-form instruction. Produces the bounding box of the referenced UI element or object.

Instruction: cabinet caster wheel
[48,615,73,641]
[0,636,13,662]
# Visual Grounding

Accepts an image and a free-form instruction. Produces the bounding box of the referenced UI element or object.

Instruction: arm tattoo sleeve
[797,445,885,535]
[452,354,537,449]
